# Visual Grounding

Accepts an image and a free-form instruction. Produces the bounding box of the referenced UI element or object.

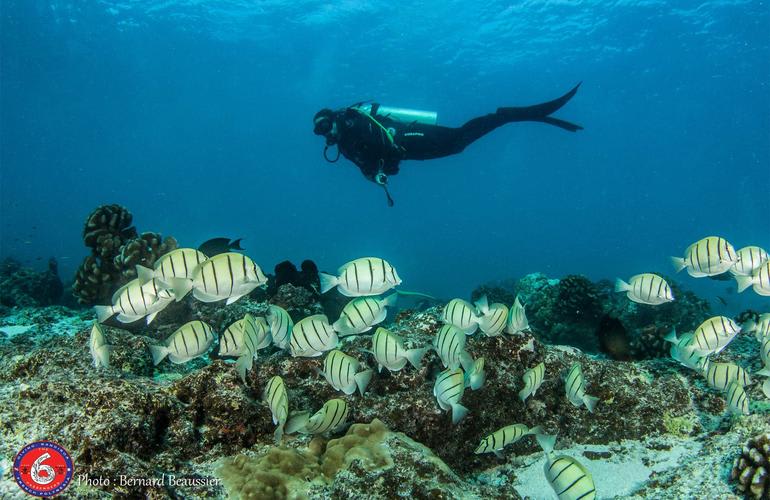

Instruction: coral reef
[0,257,63,308]
[72,205,176,305]
[731,433,770,499]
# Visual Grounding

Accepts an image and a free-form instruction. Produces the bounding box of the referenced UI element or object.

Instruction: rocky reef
[0,272,767,499]
[0,257,63,310]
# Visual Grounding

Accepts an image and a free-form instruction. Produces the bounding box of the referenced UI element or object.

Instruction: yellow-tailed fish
[332,294,397,336]
[442,298,481,335]
[702,361,751,391]
[671,236,737,278]
[474,295,509,337]
[519,362,546,402]
[465,357,486,391]
[474,424,544,457]
[170,252,267,305]
[286,398,349,435]
[743,313,770,341]
[150,320,214,365]
[687,316,740,357]
[89,323,111,369]
[725,380,750,415]
[94,277,174,325]
[565,363,599,413]
[614,273,674,305]
[136,247,207,282]
[736,261,770,296]
[506,295,530,335]
[263,375,289,443]
[537,434,596,500]
[731,246,769,276]
[319,257,401,297]
[289,314,338,357]
[433,368,469,424]
[320,350,373,396]
[663,330,708,371]
[267,304,293,350]
[433,324,473,371]
[371,327,428,372]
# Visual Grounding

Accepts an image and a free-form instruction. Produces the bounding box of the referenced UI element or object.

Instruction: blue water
[1,1,768,308]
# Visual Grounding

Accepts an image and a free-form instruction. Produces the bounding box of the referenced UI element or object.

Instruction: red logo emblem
[13,441,74,497]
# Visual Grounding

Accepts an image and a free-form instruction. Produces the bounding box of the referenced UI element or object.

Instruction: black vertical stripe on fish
[575,488,596,500]
[695,244,703,273]
[180,330,190,355]
[335,354,344,385]
[140,285,148,309]
[558,474,588,496]
[656,277,664,298]
[368,259,374,293]
[380,259,386,287]
[351,302,367,327]
[491,433,497,450]
[389,264,397,284]
[716,237,723,261]
[328,402,342,430]
[211,262,220,295]
[385,333,391,363]
[567,367,582,395]
[160,261,167,279]
[364,298,376,318]
[227,255,234,296]
[182,252,189,276]
[310,321,324,350]
[241,255,247,282]
[170,254,177,277]
[706,240,712,273]
[501,427,509,448]
[173,335,180,355]
[439,381,463,400]
[647,276,655,301]
[552,461,577,482]
[353,262,360,293]
[192,323,201,351]
[126,289,138,315]
[201,263,209,293]
[549,457,570,473]
[294,324,310,352]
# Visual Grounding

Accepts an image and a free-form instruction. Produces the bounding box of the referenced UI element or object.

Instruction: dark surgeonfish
[198,237,244,256]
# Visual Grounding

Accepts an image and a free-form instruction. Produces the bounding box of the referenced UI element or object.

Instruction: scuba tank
[354,103,438,125]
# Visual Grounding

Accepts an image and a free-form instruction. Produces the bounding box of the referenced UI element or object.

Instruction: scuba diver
[313,83,583,206]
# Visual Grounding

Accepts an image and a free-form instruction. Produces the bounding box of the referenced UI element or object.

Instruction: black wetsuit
[329,84,583,182]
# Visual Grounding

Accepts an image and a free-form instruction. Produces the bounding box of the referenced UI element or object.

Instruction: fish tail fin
[285,411,311,435]
[235,354,254,383]
[135,264,155,282]
[355,369,373,396]
[527,425,544,436]
[496,83,582,132]
[536,433,557,454]
[382,293,398,308]
[670,256,687,273]
[469,372,486,391]
[146,311,161,325]
[149,344,169,366]
[663,328,678,344]
[274,423,285,444]
[405,347,428,369]
[95,346,112,369]
[742,319,756,332]
[518,387,531,403]
[474,295,489,315]
[94,305,115,324]
[614,278,631,293]
[756,367,770,377]
[319,273,338,294]
[459,351,474,373]
[450,403,469,424]
[735,274,754,293]
[230,238,244,250]
[584,394,600,413]
[169,277,194,302]
[763,379,770,399]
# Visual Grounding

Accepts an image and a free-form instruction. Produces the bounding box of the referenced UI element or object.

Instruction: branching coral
[113,232,178,280]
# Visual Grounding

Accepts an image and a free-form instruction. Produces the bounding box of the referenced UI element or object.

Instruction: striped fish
[219,314,270,382]
[267,305,293,350]
[736,261,770,297]
[94,277,174,325]
[171,252,267,305]
[565,363,599,413]
[519,362,546,402]
[743,313,770,341]
[614,273,674,305]
[687,316,740,357]
[319,257,401,297]
[506,295,530,335]
[371,327,428,372]
[474,295,509,337]
[332,294,397,336]
[664,330,708,371]
[760,336,770,368]
[136,247,207,282]
[263,375,289,443]
[730,246,769,276]
[289,315,338,357]
[764,379,770,400]
[150,321,214,365]
[537,434,596,500]
[475,424,544,457]
[286,399,350,435]
[671,236,737,278]
[89,323,111,369]
[702,361,751,391]
[465,357,486,391]
[433,368,469,424]
[321,350,373,396]
[433,324,473,371]
[725,380,750,415]
[441,298,481,335]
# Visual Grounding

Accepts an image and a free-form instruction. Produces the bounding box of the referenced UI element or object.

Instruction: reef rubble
[0,273,767,499]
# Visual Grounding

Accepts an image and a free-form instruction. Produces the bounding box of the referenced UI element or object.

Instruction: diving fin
[497,82,583,132]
